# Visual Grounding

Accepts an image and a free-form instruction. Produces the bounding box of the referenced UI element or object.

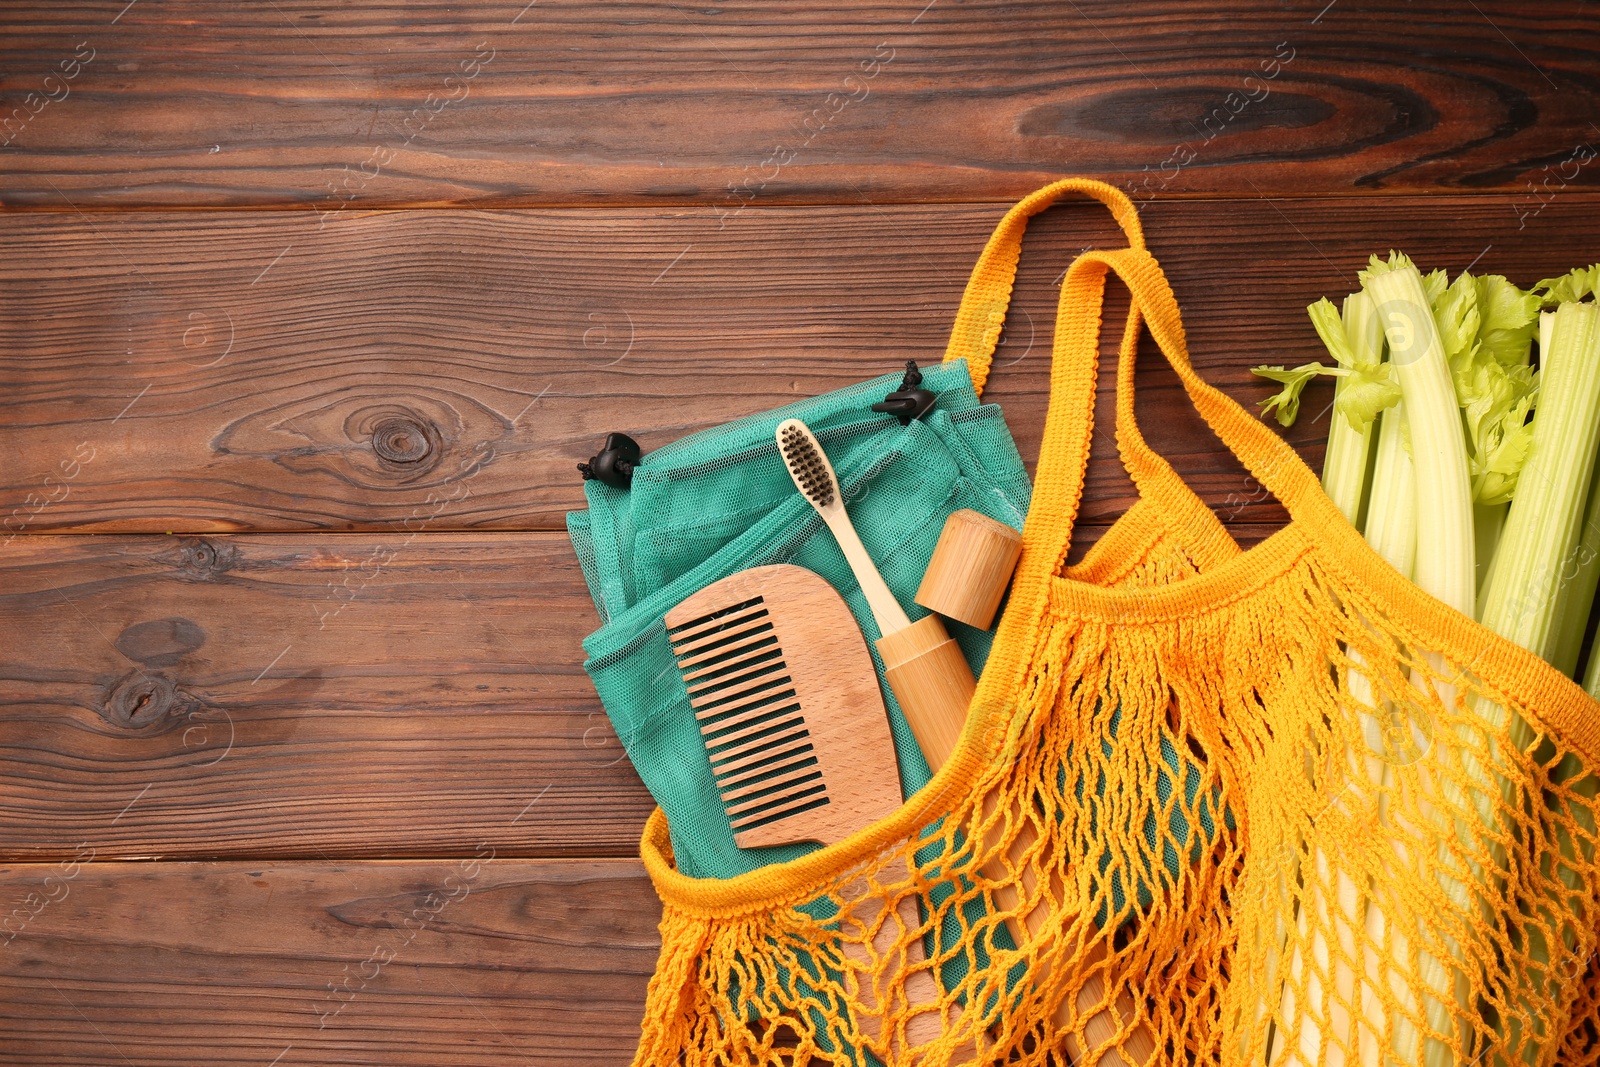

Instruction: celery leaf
[1534,264,1600,307]
[1335,368,1403,432]
[1474,274,1541,366]
[1252,362,1329,427]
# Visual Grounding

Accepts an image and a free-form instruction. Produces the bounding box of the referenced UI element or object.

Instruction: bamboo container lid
[914,509,1023,629]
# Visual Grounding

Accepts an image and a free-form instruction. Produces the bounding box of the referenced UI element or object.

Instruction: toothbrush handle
[821,503,912,635]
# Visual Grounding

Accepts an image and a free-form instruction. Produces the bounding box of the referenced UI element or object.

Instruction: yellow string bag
[631,179,1600,1066]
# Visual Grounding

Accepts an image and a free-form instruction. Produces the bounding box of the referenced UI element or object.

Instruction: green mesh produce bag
[566,358,1031,881]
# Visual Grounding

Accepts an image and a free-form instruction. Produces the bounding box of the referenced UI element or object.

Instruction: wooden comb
[665,563,904,848]
[666,563,965,1054]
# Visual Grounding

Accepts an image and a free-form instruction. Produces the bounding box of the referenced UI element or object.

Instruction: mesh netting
[624,182,1600,1067]
[636,513,1600,1066]
[600,180,1600,1066]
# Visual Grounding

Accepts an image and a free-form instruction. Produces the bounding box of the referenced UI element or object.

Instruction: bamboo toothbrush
[776,417,1154,1065]
[665,563,962,1052]
[775,418,977,748]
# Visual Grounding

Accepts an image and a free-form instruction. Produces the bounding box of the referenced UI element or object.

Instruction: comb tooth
[700,684,800,726]
[723,776,826,822]
[688,667,791,714]
[702,707,804,754]
[665,595,765,639]
[674,636,772,674]
[727,778,827,822]
[711,737,814,783]
[692,691,793,731]
[688,655,787,703]
[732,794,832,835]
[717,758,821,806]
[729,782,830,829]
[709,728,812,781]
[688,672,788,715]
[718,760,821,802]
[669,612,768,653]
[668,604,774,655]
[701,708,803,760]
[675,628,778,678]
[705,707,803,748]
[693,691,798,735]
[680,642,783,687]
[671,615,771,660]
[675,637,775,677]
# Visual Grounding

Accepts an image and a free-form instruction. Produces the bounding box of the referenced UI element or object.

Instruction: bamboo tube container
[876,614,976,763]
[915,509,1023,630]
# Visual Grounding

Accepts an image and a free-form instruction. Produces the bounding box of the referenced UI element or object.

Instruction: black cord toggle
[578,432,643,489]
[871,360,937,425]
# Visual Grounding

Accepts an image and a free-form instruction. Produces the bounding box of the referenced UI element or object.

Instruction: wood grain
[915,508,1023,628]
[7,5,1595,1063]
[0,523,1281,863]
[0,858,658,1065]
[0,2,1596,208]
[4,194,1598,534]
[0,532,654,862]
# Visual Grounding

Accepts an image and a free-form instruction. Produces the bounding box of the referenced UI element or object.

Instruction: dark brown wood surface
[0,859,656,1064]
[5,194,1599,534]
[0,532,652,862]
[2,1,1597,208]
[4,2,1600,1062]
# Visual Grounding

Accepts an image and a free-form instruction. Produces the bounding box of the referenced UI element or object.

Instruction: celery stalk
[1255,300,1381,1064]
[1323,375,1371,526]
[1547,459,1600,680]
[1276,298,1404,1067]
[1352,399,1424,1067]
[1365,260,1477,618]
[1270,276,1426,1066]
[1315,293,1385,525]
[1474,502,1508,600]
[1362,257,1477,1067]
[1478,304,1600,661]
[1473,299,1600,1063]
[1362,403,1417,580]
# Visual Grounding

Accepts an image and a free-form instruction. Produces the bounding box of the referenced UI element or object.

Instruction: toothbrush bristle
[779,424,835,507]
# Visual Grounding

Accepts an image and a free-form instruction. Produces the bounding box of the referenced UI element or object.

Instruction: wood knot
[181,537,236,579]
[159,536,238,580]
[370,415,438,467]
[101,670,198,730]
[213,392,505,490]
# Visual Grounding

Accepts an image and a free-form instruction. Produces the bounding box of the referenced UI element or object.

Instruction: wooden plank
[0,858,657,1065]
[0,1,1596,207]
[4,194,1597,533]
[0,532,656,861]
[0,519,1312,863]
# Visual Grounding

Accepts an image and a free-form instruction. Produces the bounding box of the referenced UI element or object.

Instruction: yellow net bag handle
[945,181,1327,727]
[942,177,1145,397]
[941,182,1322,570]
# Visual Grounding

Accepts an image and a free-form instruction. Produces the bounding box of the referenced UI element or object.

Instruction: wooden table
[2,3,1596,1062]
